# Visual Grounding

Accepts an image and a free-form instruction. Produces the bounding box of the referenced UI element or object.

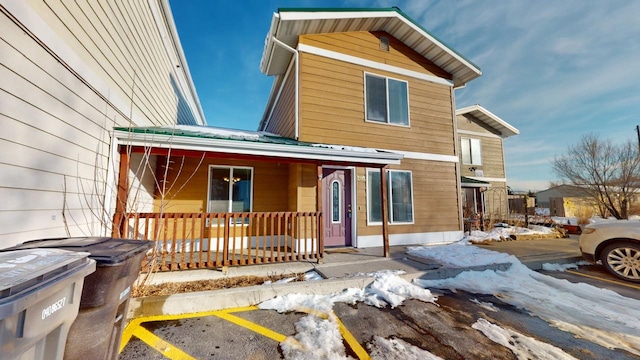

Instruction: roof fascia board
[157,0,206,125]
[278,9,398,21]
[298,43,453,87]
[114,130,402,165]
[457,129,503,140]
[457,105,520,137]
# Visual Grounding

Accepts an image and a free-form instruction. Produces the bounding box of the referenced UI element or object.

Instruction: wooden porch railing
[115,212,323,271]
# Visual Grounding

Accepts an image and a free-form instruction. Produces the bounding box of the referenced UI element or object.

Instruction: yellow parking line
[212,311,288,343]
[333,312,371,360]
[565,270,640,290]
[131,325,196,360]
[119,305,371,360]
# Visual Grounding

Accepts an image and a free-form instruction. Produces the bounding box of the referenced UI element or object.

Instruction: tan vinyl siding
[25,0,200,126]
[154,158,290,214]
[297,52,455,155]
[264,72,296,138]
[357,159,461,237]
[300,31,451,80]
[0,2,201,246]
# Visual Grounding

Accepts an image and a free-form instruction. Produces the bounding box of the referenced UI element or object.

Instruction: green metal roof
[114,126,305,146]
[113,126,403,166]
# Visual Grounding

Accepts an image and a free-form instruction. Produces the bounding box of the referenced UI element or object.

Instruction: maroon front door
[322,168,352,247]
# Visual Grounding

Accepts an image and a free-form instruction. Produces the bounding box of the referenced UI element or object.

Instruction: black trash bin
[0,248,95,359]
[7,237,152,360]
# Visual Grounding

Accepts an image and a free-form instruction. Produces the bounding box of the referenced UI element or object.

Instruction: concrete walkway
[128,237,583,319]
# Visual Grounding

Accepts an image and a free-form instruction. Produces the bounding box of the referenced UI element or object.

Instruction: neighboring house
[536,185,599,218]
[0,0,205,247]
[456,105,519,219]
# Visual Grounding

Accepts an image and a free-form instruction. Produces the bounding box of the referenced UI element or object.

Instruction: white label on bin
[41,297,66,320]
[120,286,130,301]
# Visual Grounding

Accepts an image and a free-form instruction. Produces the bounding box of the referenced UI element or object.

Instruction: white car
[579,220,640,283]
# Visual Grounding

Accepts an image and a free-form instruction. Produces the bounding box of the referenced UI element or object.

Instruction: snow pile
[258,240,640,358]
[412,243,640,356]
[367,336,444,360]
[466,225,557,243]
[541,261,589,272]
[408,241,519,268]
[472,318,578,360]
[259,271,438,359]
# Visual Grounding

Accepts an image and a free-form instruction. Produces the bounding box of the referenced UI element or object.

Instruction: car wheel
[600,242,640,283]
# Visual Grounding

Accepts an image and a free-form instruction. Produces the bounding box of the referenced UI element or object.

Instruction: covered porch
[110,126,403,271]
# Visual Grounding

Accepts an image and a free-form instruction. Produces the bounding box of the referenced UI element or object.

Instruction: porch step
[315,256,441,279]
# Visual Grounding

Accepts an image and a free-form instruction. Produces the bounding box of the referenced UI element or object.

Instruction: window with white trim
[366,169,414,224]
[208,166,253,213]
[365,73,409,126]
[461,138,482,165]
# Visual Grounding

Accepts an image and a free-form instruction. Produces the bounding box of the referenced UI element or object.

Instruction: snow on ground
[259,236,640,359]
[472,318,579,360]
[367,336,444,360]
[466,224,556,243]
[411,242,640,356]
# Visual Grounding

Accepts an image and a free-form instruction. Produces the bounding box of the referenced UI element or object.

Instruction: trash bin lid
[15,237,151,266]
[0,249,91,300]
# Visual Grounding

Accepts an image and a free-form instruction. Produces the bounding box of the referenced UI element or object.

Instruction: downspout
[271,37,300,139]
[451,85,463,232]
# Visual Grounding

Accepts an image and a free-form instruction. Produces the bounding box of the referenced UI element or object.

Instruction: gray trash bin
[0,248,95,360]
[9,237,152,360]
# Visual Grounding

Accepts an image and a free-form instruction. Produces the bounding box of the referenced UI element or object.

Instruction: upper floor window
[461,138,482,165]
[365,73,409,126]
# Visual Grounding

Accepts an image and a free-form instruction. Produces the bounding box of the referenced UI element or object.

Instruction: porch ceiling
[261,7,482,87]
[461,176,491,188]
[114,125,403,166]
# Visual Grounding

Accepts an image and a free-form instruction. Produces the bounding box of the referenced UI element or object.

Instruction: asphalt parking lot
[119,287,638,360]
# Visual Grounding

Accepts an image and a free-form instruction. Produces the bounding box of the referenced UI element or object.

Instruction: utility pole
[636,125,640,153]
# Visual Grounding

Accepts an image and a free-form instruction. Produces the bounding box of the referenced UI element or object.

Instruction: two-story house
[456,105,519,221]
[107,7,488,270]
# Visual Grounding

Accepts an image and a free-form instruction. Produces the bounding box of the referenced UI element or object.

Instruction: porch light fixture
[223,177,241,183]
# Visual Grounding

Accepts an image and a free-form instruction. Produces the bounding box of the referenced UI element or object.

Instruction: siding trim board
[357,230,463,247]
[298,43,453,87]
[378,149,458,163]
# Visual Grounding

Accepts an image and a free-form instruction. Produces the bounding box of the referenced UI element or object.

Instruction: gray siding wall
[0,1,204,247]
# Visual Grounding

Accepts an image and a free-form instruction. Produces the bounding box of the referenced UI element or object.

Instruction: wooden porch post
[380,166,390,257]
[316,164,324,263]
[112,147,129,237]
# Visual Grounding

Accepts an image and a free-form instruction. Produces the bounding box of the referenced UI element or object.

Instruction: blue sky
[170,1,640,192]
